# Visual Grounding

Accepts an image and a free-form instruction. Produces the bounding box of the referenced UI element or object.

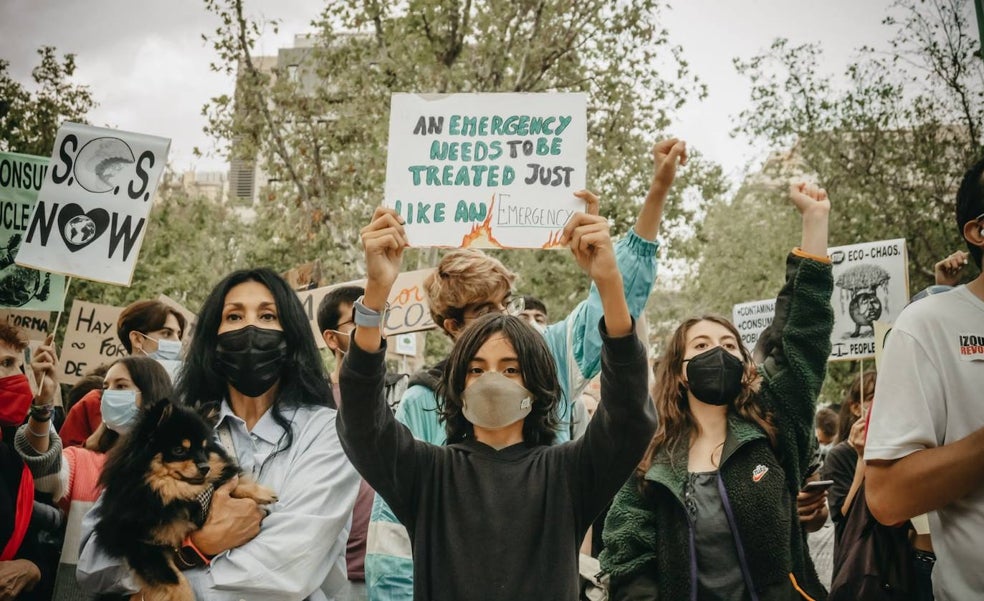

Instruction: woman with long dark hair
[17,355,173,601]
[601,184,834,601]
[77,269,360,601]
[337,205,656,601]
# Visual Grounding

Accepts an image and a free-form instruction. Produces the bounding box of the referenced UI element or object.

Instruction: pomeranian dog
[96,399,277,601]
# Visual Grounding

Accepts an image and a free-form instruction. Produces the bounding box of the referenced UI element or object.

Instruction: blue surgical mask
[140,335,182,362]
[101,389,140,434]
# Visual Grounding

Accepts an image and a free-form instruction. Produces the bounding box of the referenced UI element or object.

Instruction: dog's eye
[171,446,188,457]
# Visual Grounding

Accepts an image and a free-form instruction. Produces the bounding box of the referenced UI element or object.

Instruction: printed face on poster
[14,123,171,286]
[828,238,908,361]
[732,299,775,351]
[59,300,125,386]
[0,152,67,310]
[385,93,587,249]
[297,268,437,349]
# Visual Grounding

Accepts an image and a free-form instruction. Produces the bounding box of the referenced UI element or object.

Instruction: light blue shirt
[76,402,360,601]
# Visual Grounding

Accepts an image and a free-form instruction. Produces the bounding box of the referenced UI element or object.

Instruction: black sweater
[337,321,656,601]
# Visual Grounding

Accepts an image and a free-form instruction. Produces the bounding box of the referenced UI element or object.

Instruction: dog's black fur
[95,399,275,601]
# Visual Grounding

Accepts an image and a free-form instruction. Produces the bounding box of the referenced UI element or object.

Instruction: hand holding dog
[191,477,265,556]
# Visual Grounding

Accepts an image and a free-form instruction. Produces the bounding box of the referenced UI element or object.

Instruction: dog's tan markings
[146,454,209,502]
[150,519,197,547]
[231,476,279,505]
[138,565,194,601]
[181,439,191,449]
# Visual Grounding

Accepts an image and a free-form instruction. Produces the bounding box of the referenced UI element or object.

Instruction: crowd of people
[0,139,981,601]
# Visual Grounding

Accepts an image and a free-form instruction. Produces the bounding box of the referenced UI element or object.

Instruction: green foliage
[199,0,723,327]
[689,0,984,400]
[730,0,983,294]
[0,46,96,156]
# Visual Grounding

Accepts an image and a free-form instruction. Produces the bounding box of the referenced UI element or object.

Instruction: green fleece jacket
[600,252,833,601]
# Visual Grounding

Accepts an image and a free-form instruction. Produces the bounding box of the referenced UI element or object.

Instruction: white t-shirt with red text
[866,285,984,601]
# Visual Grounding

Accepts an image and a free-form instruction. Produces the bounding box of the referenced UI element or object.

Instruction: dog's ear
[139,397,172,430]
[156,401,174,427]
[197,401,222,427]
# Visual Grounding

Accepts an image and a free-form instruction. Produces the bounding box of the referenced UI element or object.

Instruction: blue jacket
[365,230,659,600]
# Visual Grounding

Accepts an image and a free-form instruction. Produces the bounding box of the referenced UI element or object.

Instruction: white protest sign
[297,268,437,348]
[732,299,776,351]
[59,300,126,386]
[385,93,587,248]
[828,238,909,361]
[0,309,52,341]
[15,123,170,285]
[0,152,68,310]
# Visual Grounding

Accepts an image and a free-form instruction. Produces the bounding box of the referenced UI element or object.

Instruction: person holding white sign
[601,183,833,601]
[864,160,984,600]
[364,139,684,598]
[338,200,655,601]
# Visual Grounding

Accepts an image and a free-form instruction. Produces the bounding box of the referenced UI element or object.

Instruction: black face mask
[684,346,745,406]
[215,325,288,397]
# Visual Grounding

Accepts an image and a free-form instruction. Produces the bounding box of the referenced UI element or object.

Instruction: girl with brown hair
[601,183,834,601]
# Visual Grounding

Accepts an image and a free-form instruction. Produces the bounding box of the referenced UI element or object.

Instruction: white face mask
[101,389,140,434]
[461,371,533,430]
[140,334,182,362]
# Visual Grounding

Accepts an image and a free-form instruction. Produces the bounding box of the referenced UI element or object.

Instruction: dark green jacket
[600,252,833,601]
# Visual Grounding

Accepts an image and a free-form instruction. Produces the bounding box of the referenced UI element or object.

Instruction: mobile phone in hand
[801,479,834,492]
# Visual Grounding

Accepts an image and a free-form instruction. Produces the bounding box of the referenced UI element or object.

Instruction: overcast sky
[0,0,895,181]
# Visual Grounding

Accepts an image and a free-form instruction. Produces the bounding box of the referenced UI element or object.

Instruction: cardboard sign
[385,93,587,248]
[15,123,171,285]
[0,309,52,341]
[59,300,125,386]
[0,152,67,310]
[732,299,776,351]
[297,268,437,348]
[828,239,909,361]
[282,261,324,291]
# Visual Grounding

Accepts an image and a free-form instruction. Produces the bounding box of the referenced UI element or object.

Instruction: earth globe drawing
[64,215,98,245]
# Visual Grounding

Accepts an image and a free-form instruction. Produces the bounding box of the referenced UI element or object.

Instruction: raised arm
[339,207,428,522]
[13,334,64,496]
[755,183,833,486]
[560,193,630,338]
[354,206,407,354]
[544,140,681,413]
[633,138,686,241]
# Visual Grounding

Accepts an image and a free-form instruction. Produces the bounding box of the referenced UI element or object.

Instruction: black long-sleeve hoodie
[337,320,656,601]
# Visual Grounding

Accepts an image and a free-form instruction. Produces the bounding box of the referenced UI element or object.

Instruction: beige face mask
[461,371,533,430]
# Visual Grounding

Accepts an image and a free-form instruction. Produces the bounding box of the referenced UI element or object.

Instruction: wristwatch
[352,295,389,329]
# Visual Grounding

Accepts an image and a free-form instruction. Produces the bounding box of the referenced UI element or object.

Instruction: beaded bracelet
[28,403,54,422]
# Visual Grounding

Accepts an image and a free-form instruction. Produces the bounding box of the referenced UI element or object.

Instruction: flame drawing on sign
[460,195,505,249]
[457,194,567,250]
[542,230,565,249]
